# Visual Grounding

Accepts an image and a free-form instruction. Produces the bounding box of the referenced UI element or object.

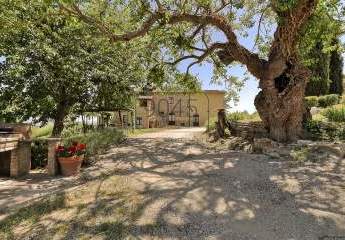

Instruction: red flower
[56,146,65,152]
[78,143,86,150]
[67,146,77,153]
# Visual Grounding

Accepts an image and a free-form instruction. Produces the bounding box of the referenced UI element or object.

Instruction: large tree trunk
[254,61,310,142]
[52,101,70,137]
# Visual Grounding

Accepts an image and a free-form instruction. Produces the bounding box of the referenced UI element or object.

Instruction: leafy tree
[0,0,162,136]
[60,0,344,142]
[299,2,343,97]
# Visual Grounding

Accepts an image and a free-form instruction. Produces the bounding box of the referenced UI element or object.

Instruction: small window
[168,112,175,125]
[192,114,199,127]
[139,99,148,107]
[168,97,174,104]
[136,117,142,126]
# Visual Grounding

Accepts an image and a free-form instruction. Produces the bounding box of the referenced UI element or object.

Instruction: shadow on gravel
[110,138,345,239]
[0,136,344,240]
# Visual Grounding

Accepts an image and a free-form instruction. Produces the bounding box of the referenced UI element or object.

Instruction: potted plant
[56,142,86,176]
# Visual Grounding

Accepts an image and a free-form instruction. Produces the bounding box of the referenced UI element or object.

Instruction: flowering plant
[56,142,86,158]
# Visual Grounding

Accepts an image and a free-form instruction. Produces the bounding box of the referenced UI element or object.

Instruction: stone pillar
[10,140,31,177]
[47,138,61,176]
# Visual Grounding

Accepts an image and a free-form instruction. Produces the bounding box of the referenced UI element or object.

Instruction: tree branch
[60,3,266,79]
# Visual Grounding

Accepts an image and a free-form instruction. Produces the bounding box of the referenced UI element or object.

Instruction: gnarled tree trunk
[254,60,310,142]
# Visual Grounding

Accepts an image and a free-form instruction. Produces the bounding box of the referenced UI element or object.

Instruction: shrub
[305,96,318,108]
[322,107,345,122]
[318,94,339,108]
[61,123,84,138]
[304,119,345,141]
[206,117,217,132]
[64,128,126,165]
[31,139,48,169]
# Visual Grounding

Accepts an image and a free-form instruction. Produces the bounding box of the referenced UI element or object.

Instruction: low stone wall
[228,121,268,140]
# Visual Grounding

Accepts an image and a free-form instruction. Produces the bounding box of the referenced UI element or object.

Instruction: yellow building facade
[113,90,225,129]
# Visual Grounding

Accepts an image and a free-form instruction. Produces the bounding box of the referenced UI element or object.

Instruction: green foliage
[0,0,161,134]
[304,42,331,96]
[31,139,48,169]
[227,111,260,122]
[299,1,343,97]
[329,45,344,95]
[318,94,339,108]
[205,117,217,132]
[64,128,126,164]
[305,96,318,108]
[304,119,345,141]
[322,107,345,122]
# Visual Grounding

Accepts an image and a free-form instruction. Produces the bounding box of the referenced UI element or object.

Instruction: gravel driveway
[110,127,345,240]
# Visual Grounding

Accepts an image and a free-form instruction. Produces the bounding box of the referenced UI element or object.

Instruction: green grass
[0,176,144,240]
[31,123,53,139]
[312,103,345,122]
[322,106,345,122]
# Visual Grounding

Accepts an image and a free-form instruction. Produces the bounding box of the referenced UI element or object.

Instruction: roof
[203,90,226,94]
[148,89,226,95]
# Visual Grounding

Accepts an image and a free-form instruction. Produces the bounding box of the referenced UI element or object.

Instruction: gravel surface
[110,128,345,240]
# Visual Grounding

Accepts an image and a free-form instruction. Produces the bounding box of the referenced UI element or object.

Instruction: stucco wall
[134,91,225,128]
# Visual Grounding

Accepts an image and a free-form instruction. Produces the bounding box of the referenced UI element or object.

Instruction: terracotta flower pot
[58,156,83,176]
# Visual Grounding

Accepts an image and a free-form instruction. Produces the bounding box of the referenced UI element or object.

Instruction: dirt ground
[1,127,345,239]
[109,129,345,239]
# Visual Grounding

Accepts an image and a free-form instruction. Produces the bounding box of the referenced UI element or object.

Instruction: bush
[322,107,345,122]
[63,128,126,165]
[305,96,318,108]
[31,139,48,169]
[206,117,217,132]
[304,120,345,141]
[318,94,339,108]
[61,123,84,138]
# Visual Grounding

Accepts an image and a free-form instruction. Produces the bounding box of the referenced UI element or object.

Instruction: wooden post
[217,109,227,138]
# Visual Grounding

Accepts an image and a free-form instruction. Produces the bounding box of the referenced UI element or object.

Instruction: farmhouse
[113,90,225,129]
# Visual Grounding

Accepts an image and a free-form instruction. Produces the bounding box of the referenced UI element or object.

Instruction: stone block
[47,138,61,176]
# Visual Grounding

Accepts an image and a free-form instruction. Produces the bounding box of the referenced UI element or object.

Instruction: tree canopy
[0,0,165,135]
[58,0,344,141]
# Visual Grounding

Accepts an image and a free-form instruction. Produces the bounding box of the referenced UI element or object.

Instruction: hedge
[305,94,339,108]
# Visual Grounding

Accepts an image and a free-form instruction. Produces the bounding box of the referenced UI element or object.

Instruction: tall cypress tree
[305,41,331,96]
[329,44,344,95]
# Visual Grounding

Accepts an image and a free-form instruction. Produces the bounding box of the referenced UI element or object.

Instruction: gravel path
[1,127,344,239]
[109,128,345,240]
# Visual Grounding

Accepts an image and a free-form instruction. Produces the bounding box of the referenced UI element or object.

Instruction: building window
[168,112,175,125]
[136,117,142,126]
[192,114,199,127]
[139,99,148,107]
[168,96,174,105]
